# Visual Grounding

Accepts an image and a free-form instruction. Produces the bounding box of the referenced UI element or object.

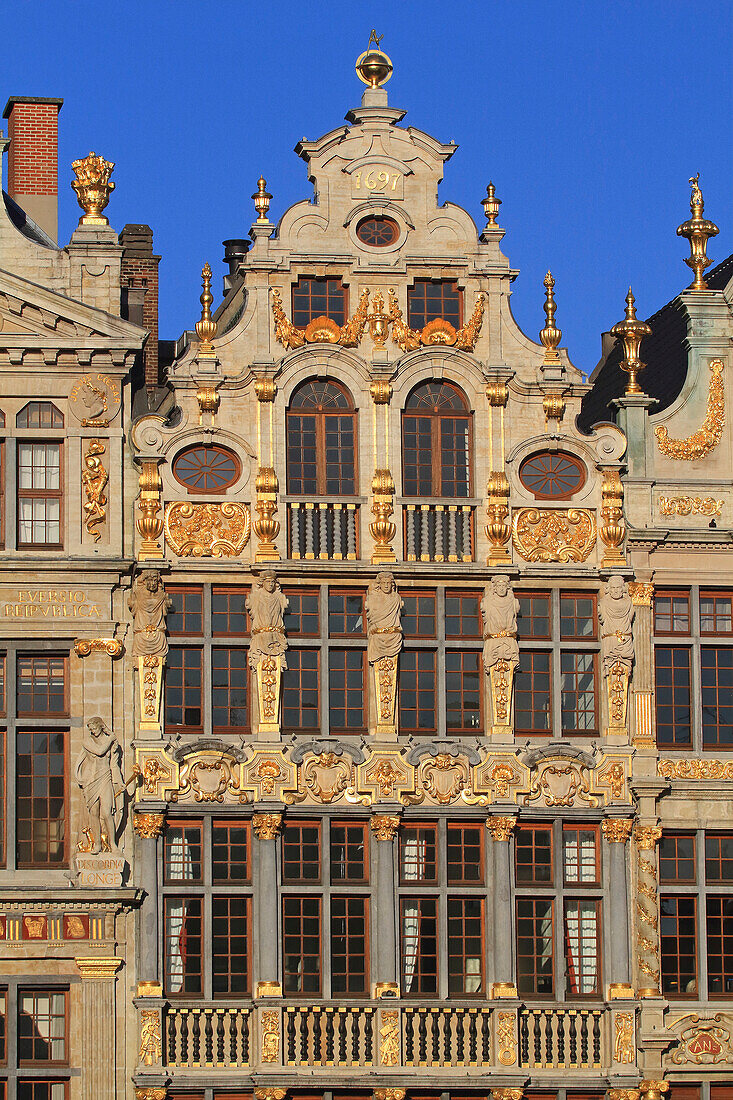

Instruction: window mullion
[437,818,448,1000]
[691,585,703,751]
[203,816,213,999]
[697,827,708,1000]
[203,586,213,737]
[555,824,566,1001]
[6,441,17,552]
[552,590,562,736]
[323,818,331,997]
[436,588,447,736]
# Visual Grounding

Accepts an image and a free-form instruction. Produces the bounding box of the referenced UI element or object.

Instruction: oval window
[356,216,400,247]
[519,451,586,500]
[173,444,240,493]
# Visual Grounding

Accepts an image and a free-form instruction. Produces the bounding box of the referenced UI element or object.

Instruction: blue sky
[3,0,731,374]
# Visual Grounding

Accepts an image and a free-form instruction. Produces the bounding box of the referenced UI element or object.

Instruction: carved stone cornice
[75,956,123,979]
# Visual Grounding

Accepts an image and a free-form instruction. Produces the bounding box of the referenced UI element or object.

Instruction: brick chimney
[2,96,64,244]
[119,224,161,398]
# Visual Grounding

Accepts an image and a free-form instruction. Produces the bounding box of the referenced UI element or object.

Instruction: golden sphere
[356,48,393,88]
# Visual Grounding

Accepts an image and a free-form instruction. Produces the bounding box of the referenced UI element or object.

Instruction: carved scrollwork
[655,359,724,460]
[164,502,251,557]
[524,760,597,808]
[173,751,246,805]
[512,508,596,563]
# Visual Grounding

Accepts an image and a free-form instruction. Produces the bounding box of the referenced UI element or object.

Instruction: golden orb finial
[481,182,502,227]
[356,30,393,88]
[252,176,272,223]
[195,263,217,358]
[539,270,562,363]
[677,172,719,290]
[611,286,651,396]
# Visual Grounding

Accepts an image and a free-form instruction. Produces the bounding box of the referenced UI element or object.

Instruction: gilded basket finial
[195,263,217,358]
[71,151,115,225]
[611,287,651,396]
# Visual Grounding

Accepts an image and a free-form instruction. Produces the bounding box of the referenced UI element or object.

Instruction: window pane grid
[560,651,597,734]
[516,651,551,734]
[516,898,554,995]
[328,649,366,732]
[17,657,66,716]
[282,649,319,730]
[164,897,203,996]
[16,731,65,867]
[18,991,66,1064]
[401,897,438,995]
[165,647,203,731]
[283,897,321,994]
[212,896,251,995]
[655,647,691,747]
[660,895,697,996]
[701,647,733,747]
[212,647,248,732]
[399,650,437,733]
[291,278,347,327]
[331,896,368,994]
[407,280,462,331]
[447,897,484,995]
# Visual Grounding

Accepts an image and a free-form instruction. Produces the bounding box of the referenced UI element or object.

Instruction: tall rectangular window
[655,648,692,747]
[331,896,369,994]
[399,818,486,996]
[282,896,321,994]
[515,822,601,998]
[17,443,62,548]
[16,732,66,868]
[282,649,319,731]
[18,990,67,1063]
[161,818,252,998]
[660,896,697,996]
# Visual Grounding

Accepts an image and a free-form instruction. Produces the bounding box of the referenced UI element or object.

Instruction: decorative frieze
[164,502,251,557]
[511,507,596,563]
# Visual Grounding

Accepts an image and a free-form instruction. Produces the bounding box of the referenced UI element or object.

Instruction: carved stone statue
[366,572,403,665]
[481,575,520,672]
[128,571,172,658]
[600,575,635,675]
[247,572,288,669]
[75,717,124,853]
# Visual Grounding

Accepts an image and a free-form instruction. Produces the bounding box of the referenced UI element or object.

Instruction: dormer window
[292,277,347,328]
[407,280,462,331]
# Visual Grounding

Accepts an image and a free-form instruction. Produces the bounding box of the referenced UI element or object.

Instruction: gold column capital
[492,1090,523,1100]
[486,815,517,841]
[602,817,634,844]
[253,812,284,840]
[370,813,401,840]
[134,811,166,839]
[255,1089,286,1100]
[75,956,123,979]
[135,1089,166,1100]
[635,824,663,849]
[629,581,654,607]
[609,1091,641,1100]
[375,1090,405,1100]
[639,1082,669,1100]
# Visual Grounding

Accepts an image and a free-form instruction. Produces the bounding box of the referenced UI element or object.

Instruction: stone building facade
[1,43,732,1100]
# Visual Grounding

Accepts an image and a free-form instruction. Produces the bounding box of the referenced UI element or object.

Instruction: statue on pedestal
[128,570,171,658]
[75,717,124,853]
[600,575,635,676]
[246,572,288,669]
[366,572,403,734]
[482,576,520,730]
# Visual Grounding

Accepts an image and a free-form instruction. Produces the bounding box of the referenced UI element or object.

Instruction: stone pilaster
[370,811,401,987]
[602,816,634,987]
[253,810,284,987]
[134,808,166,982]
[75,957,123,1100]
[486,815,517,989]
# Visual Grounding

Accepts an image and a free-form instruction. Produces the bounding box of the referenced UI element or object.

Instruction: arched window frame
[286,379,358,497]
[401,381,473,498]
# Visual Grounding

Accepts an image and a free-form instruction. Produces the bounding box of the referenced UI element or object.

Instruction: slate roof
[578,253,733,433]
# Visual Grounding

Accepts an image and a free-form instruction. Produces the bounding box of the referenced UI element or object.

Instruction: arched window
[286,380,357,496]
[402,381,472,498]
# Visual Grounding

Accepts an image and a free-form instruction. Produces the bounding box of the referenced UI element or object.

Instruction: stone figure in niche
[75,717,124,853]
[128,570,172,658]
[481,575,520,672]
[247,571,289,669]
[599,574,635,675]
[366,571,403,665]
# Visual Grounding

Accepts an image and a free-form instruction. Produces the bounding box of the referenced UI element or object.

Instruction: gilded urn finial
[611,287,652,396]
[195,263,217,358]
[71,152,115,225]
[356,30,393,88]
[252,176,272,223]
[677,173,719,290]
[539,270,562,362]
[482,182,502,227]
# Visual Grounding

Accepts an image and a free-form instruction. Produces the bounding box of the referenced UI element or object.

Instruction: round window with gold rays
[172,444,241,494]
[518,451,586,500]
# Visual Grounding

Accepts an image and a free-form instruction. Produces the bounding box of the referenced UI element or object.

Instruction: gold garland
[655,359,724,460]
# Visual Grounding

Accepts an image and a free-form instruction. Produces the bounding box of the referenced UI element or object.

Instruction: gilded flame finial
[539,270,562,362]
[482,182,502,227]
[611,287,652,396]
[677,173,719,290]
[252,176,272,223]
[356,31,393,88]
[195,263,217,358]
[71,152,115,225]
